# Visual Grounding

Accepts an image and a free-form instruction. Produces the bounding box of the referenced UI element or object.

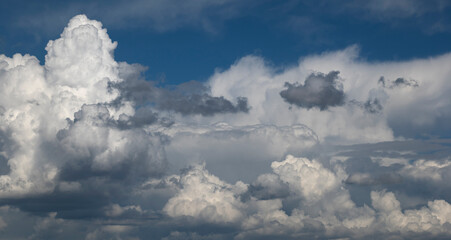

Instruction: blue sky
[1,0,451,84]
[2,1,451,239]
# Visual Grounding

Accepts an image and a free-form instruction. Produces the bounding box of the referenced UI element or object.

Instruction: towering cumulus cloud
[1,15,451,240]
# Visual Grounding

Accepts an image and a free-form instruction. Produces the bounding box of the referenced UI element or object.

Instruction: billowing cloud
[371,190,451,234]
[280,71,345,110]
[163,164,247,224]
[1,14,451,240]
[208,45,451,141]
[271,155,340,202]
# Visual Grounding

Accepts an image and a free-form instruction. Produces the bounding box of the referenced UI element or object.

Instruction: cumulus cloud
[56,104,167,181]
[208,45,451,141]
[271,155,340,202]
[371,190,451,234]
[159,154,451,239]
[280,71,345,110]
[0,15,167,218]
[0,13,249,201]
[163,164,247,224]
[2,13,451,240]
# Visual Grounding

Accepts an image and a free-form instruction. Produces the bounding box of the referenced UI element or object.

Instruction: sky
[1,0,451,239]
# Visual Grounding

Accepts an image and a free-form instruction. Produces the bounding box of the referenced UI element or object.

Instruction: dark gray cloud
[157,93,249,116]
[0,103,172,221]
[348,98,384,114]
[378,76,419,88]
[245,174,290,200]
[0,128,15,175]
[0,103,171,221]
[280,71,345,110]
[345,172,402,186]
[56,104,168,182]
[110,68,250,116]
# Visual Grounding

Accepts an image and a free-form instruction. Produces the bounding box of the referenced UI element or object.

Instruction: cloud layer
[1,15,451,240]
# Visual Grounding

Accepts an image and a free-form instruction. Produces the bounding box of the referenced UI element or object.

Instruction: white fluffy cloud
[2,14,451,240]
[371,190,451,234]
[162,154,451,239]
[0,14,158,199]
[207,46,451,142]
[163,163,247,224]
[271,155,339,202]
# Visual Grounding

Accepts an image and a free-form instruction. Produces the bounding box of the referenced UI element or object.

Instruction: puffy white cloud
[237,155,451,239]
[237,155,377,239]
[163,163,247,224]
[0,54,54,197]
[271,155,339,202]
[400,159,451,181]
[0,14,169,200]
[208,46,451,142]
[160,154,451,239]
[2,13,451,240]
[45,14,127,124]
[371,190,451,234]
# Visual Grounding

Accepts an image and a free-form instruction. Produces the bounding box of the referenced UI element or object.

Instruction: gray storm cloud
[279,70,345,110]
[1,14,451,240]
[110,66,250,116]
[110,79,249,116]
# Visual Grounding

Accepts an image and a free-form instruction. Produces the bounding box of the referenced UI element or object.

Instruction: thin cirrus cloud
[7,0,250,34]
[0,14,451,240]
